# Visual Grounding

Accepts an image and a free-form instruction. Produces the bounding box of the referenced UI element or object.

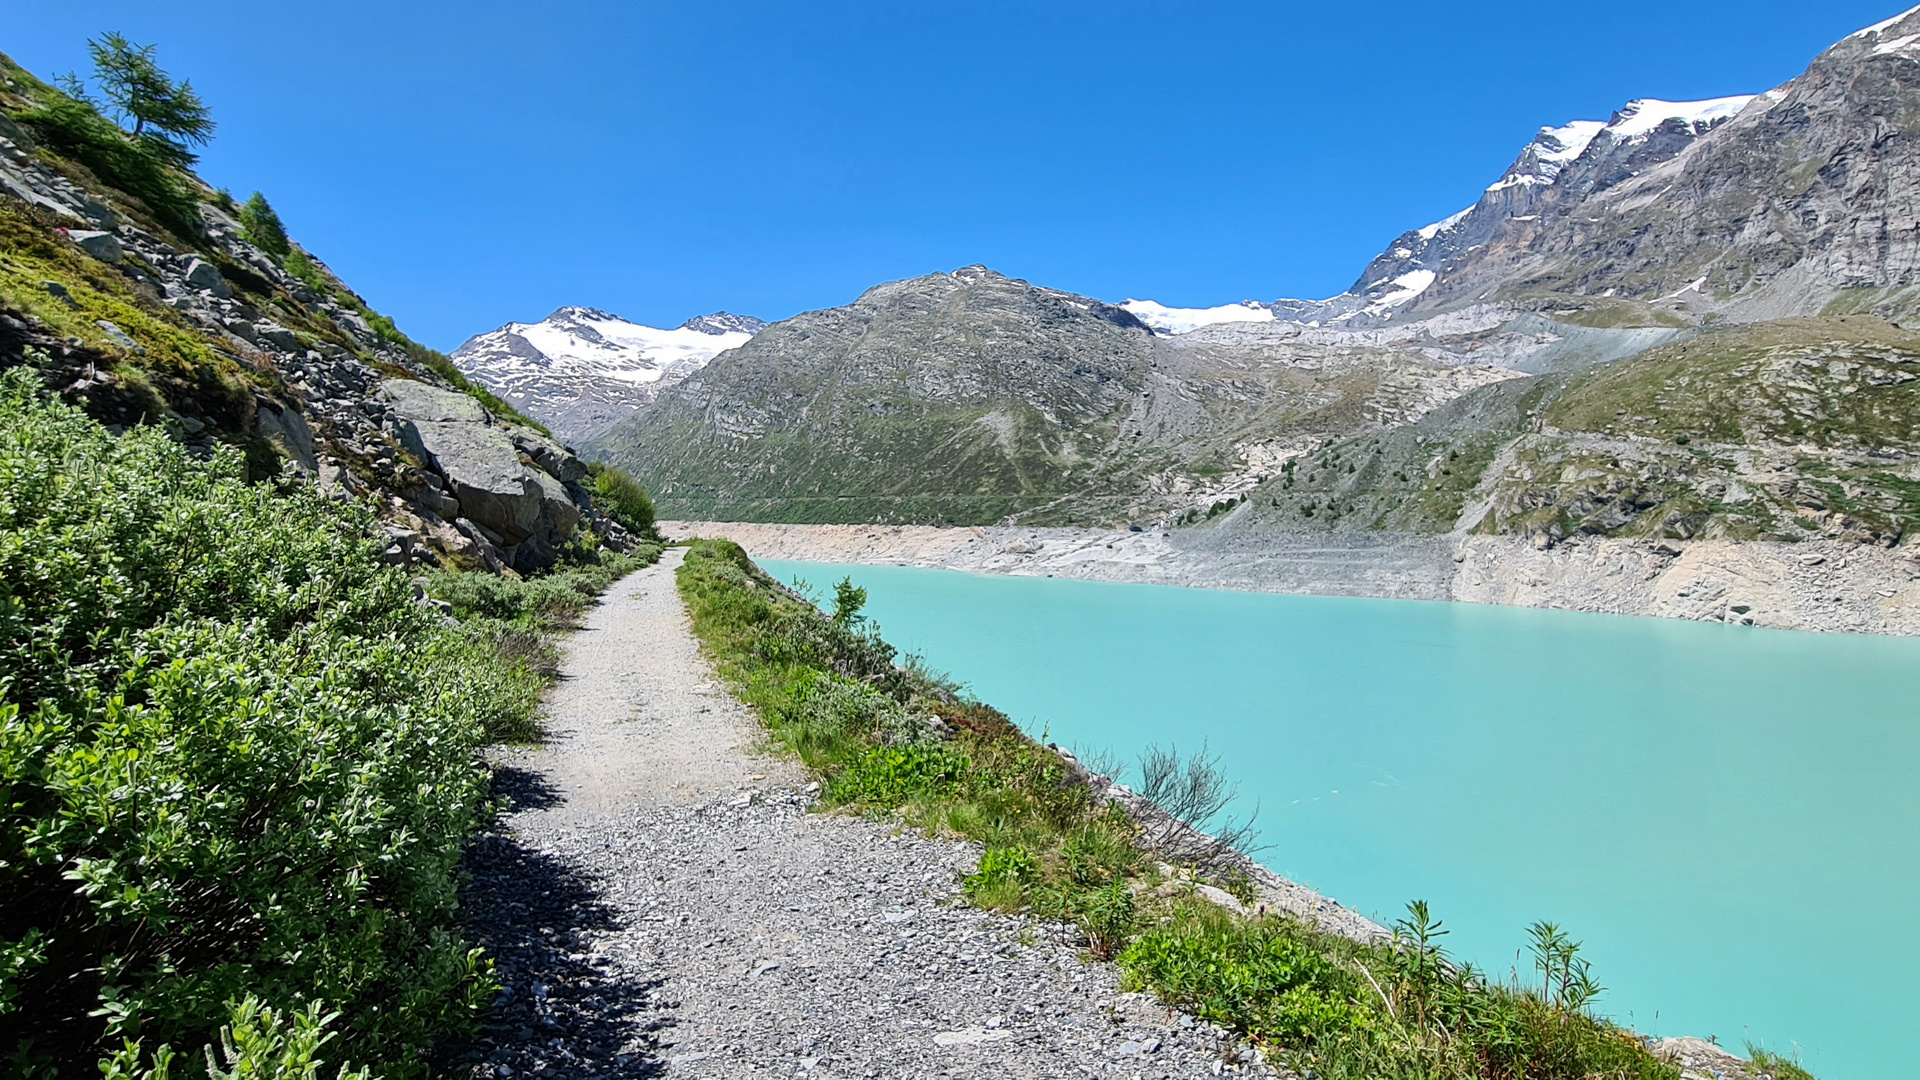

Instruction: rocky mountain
[585,267,1649,524]
[589,6,1920,549]
[451,306,764,444]
[1368,8,1920,323]
[0,50,632,576]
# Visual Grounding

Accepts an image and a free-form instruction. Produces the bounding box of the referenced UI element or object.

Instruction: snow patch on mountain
[1121,299,1275,335]
[1851,4,1920,41]
[451,307,765,443]
[1605,96,1755,140]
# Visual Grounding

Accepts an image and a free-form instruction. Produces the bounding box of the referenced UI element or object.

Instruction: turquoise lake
[762,559,1920,1079]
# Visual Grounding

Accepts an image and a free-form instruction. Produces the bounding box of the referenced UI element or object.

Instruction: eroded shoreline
[662,520,1920,636]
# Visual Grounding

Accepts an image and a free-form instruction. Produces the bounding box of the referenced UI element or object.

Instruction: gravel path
[460,549,1272,1079]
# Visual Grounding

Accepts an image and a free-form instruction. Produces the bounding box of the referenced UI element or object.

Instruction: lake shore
[661,520,1920,636]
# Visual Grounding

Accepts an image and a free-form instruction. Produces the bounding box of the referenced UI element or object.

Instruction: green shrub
[590,463,657,536]
[0,370,514,1075]
[238,192,290,258]
[825,743,971,806]
[101,997,373,1080]
[283,249,328,293]
[1121,915,1366,1045]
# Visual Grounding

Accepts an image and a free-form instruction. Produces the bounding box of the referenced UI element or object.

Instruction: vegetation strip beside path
[460,547,1259,1079]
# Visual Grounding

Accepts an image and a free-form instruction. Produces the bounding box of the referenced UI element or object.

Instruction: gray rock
[95,320,142,353]
[0,113,36,151]
[255,401,318,475]
[182,257,231,298]
[75,197,119,231]
[383,378,490,426]
[413,421,545,543]
[67,229,123,263]
[255,322,301,351]
[510,428,589,483]
[330,307,376,342]
[0,171,80,220]
[41,281,76,309]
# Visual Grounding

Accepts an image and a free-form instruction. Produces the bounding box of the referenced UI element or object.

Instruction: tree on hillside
[82,32,215,164]
[240,191,291,257]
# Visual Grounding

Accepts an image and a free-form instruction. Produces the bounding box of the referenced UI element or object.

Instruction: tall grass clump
[675,538,1766,1080]
[0,369,532,1076]
[586,462,657,537]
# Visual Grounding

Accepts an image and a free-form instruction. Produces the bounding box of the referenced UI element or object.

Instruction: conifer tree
[239,192,291,257]
[85,32,215,164]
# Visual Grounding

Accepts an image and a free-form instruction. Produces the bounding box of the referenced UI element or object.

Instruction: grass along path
[458,547,1271,1079]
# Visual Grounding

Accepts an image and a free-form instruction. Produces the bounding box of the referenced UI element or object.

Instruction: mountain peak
[451,308,763,443]
[680,311,769,336]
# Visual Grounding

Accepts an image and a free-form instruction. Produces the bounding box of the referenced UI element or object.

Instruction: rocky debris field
[459,551,1274,1079]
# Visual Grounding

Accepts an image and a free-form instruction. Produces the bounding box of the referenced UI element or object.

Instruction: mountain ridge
[451,306,765,444]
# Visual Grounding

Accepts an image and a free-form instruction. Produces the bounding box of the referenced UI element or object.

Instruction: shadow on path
[452,813,674,1078]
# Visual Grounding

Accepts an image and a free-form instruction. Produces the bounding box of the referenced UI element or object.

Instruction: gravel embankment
[459,549,1274,1079]
[662,520,1920,636]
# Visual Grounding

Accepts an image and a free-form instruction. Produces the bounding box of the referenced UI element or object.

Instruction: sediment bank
[662,520,1920,636]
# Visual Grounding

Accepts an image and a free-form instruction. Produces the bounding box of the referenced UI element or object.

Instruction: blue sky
[9,1,1905,349]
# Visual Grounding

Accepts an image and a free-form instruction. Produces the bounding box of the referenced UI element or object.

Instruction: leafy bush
[588,463,657,536]
[0,371,523,1075]
[425,548,652,627]
[239,191,290,258]
[1120,914,1367,1046]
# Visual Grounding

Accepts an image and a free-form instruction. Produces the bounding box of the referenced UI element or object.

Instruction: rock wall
[663,520,1920,636]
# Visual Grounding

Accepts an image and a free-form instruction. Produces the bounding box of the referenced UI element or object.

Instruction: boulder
[255,400,318,475]
[329,307,376,343]
[383,378,489,425]
[409,421,544,543]
[67,229,123,263]
[381,377,591,569]
[255,322,301,351]
[182,257,231,298]
[94,320,142,353]
[509,428,589,483]
[529,469,582,537]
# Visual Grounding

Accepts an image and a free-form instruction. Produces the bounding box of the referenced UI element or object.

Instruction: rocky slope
[0,51,626,576]
[451,307,763,444]
[1378,7,1920,324]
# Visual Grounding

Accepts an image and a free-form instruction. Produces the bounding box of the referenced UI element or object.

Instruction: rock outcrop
[382,378,592,571]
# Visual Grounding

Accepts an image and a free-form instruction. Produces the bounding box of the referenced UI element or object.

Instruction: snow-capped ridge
[1121,299,1275,335]
[451,307,764,443]
[1850,4,1920,42]
[1603,96,1755,141]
